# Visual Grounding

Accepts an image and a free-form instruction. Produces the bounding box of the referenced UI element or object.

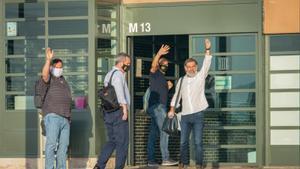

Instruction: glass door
[190,34,257,165]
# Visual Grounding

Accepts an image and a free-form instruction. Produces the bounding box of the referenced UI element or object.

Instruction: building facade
[0,0,299,168]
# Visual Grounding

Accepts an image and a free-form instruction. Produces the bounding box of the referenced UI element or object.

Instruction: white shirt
[170,55,212,115]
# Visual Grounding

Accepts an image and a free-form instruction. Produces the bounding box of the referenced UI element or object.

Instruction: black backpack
[34,77,50,108]
[98,70,120,113]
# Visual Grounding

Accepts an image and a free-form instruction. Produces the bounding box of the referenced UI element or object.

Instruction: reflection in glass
[218,92,256,108]
[25,39,45,55]
[7,40,25,55]
[97,57,115,73]
[49,20,88,35]
[48,1,88,17]
[5,2,44,18]
[270,34,300,52]
[6,21,45,37]
[204,74,255,90]
[219,148,256,163]
[192,35,255,54]
[205,111,256,126]
[97,5,117,18]
[6,95,35,110]
[49,38,88,55]
[194,55,255,71]
[6,39,45,56]
[6,58,25,73]
[97,38,117,55]
[61,56,88,73]
[6,77,25,91]
[97,20,117,37]
[64,75,88,96]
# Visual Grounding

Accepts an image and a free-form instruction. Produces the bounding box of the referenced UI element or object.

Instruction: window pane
[25,58,44,73]
[6,21,45,37]
[205,112,256,126]
[6,58,25,73]
[194,55,255,71]
[219,149,256,163]
[205,129,255,145]
[24,39,45,56]
[5,2,44,18]
[270,73,300,89]
[270,92,300,108]
[217,92,256,108]
[6,77,25,92]
[49,20,88,35]
[192,35,256,54]
[270,55,300,71]
[97,6,117,18]
[270,34,300,52]
[97,38,117,55]
[49,38,88,55]
[64,75,88,96]
[6,95,35,110]
[97,20,117,37]
[48,1,88,17]
[7,40,24,55]
[205,74,256,90]
[24,2,45,18]
[61,56,88,73]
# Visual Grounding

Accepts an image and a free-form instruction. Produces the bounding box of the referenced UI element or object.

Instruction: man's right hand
[46,48,54,61]
[168,110,175,118]
[157,44,170,56]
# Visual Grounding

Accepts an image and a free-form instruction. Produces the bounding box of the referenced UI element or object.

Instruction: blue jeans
[44,113,70,169]
[180,112,204,165]
[97,109,129,169]
[147,104,169,162]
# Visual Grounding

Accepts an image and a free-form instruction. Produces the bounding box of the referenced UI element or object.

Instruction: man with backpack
[147,45,178,166]
[94,53,131,169]
[40,48,72,169]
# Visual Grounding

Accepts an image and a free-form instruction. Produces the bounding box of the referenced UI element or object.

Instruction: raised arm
[199,39,212,78]
[150,45,170,73]
[42,48,54,83]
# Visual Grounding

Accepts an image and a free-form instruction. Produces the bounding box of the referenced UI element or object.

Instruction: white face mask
[51,67,63,77]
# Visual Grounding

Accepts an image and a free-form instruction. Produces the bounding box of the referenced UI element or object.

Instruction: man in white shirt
[168,39,212,169]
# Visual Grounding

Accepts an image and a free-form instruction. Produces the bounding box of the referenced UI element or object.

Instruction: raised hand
[46,48,54,61]
[157,44,170,56]
[204,39,211,50]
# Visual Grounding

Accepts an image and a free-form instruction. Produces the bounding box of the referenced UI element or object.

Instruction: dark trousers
[97,109,129,169]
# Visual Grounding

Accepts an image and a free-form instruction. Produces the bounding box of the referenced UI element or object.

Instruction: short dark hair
[52,58,63,66]
[159,57,168,65]
[184,58,198,66]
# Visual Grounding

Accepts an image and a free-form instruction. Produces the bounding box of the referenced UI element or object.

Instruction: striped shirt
[42,75,72,118]
[170,55,212,115]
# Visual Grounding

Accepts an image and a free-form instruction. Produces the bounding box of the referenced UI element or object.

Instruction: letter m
[129,23,138,33]
[102,24,111,34]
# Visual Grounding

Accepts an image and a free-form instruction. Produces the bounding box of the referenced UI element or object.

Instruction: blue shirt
[104,67,130,106]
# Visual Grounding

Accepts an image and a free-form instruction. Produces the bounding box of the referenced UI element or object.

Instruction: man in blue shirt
[94,52,131,169]
[147,45,178,166]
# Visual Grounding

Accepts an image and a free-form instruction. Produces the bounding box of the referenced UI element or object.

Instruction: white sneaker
[161,159,178,166]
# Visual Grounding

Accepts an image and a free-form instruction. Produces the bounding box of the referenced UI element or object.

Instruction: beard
[186,71,197,77]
